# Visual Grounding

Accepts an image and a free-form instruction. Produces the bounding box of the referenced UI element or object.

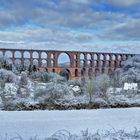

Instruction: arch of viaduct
[0,48,135,80]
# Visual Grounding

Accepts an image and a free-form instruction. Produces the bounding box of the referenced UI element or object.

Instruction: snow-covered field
[0,108,140,139]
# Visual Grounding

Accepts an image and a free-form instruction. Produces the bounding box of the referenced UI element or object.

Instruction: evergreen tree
[33,65,37,72]
[28,64,32,74]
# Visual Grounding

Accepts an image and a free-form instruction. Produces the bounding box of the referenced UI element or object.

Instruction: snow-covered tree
[86,80,96,103]
[117,55,140,85]
[96,74,110,92]
[0,69,19,84]
[19,72,28,87]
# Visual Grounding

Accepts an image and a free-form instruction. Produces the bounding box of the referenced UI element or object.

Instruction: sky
[0,0,140,53]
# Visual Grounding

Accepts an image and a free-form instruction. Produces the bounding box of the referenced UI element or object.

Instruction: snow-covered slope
[0,108,140,139]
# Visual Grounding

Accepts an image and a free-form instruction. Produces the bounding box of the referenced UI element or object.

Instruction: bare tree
[86,80,96,104]
[95,74,110,99]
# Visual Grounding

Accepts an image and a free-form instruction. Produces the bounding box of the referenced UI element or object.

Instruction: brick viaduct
[0,48,135,80]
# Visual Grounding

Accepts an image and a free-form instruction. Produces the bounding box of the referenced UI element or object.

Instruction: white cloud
[0,40,24,44]
[104,18,140,40]
[107,0,140,7]
[0,0,139,53]
[70,0,91,4]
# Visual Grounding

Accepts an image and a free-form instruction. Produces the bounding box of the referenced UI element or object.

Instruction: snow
[124,83,138,90]
[0,108,140,139]
[4,83,18,95]
[70,85,81,93]
[107,87,122,94]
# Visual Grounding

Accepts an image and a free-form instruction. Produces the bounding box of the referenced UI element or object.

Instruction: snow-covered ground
[0,108,140,139]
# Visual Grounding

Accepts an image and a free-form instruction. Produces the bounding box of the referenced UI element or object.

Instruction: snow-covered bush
[0,69,19,84]
[93,74,111,101]
[4,83,18,95]
[50,74,66,84]
[30,71,40,79]
[86,80,96,103]
[1,128,140,140]
[0,69,36,110]
[34,82,74,104]
[110,69,121,88]
[95,74,110,92]
[40,71,51,82]
[0,79,5,89]
[118,55,140,84]
[0,87,19,110]
[19,72,28,87]
[68,79,83,87]
[1,129,140,140]
[68,79,86,95]
[30,71,63,83]
[48,129,140,140]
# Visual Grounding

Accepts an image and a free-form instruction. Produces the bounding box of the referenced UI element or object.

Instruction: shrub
[95,74,110,95]
[68,79,86,95]
[0,69,19,84]
[40,71,51,82]
[119,55,140,84]
[19,72,28,87]
[68,79,82,87]
[34,82,73,104]
[86,80,96,103]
